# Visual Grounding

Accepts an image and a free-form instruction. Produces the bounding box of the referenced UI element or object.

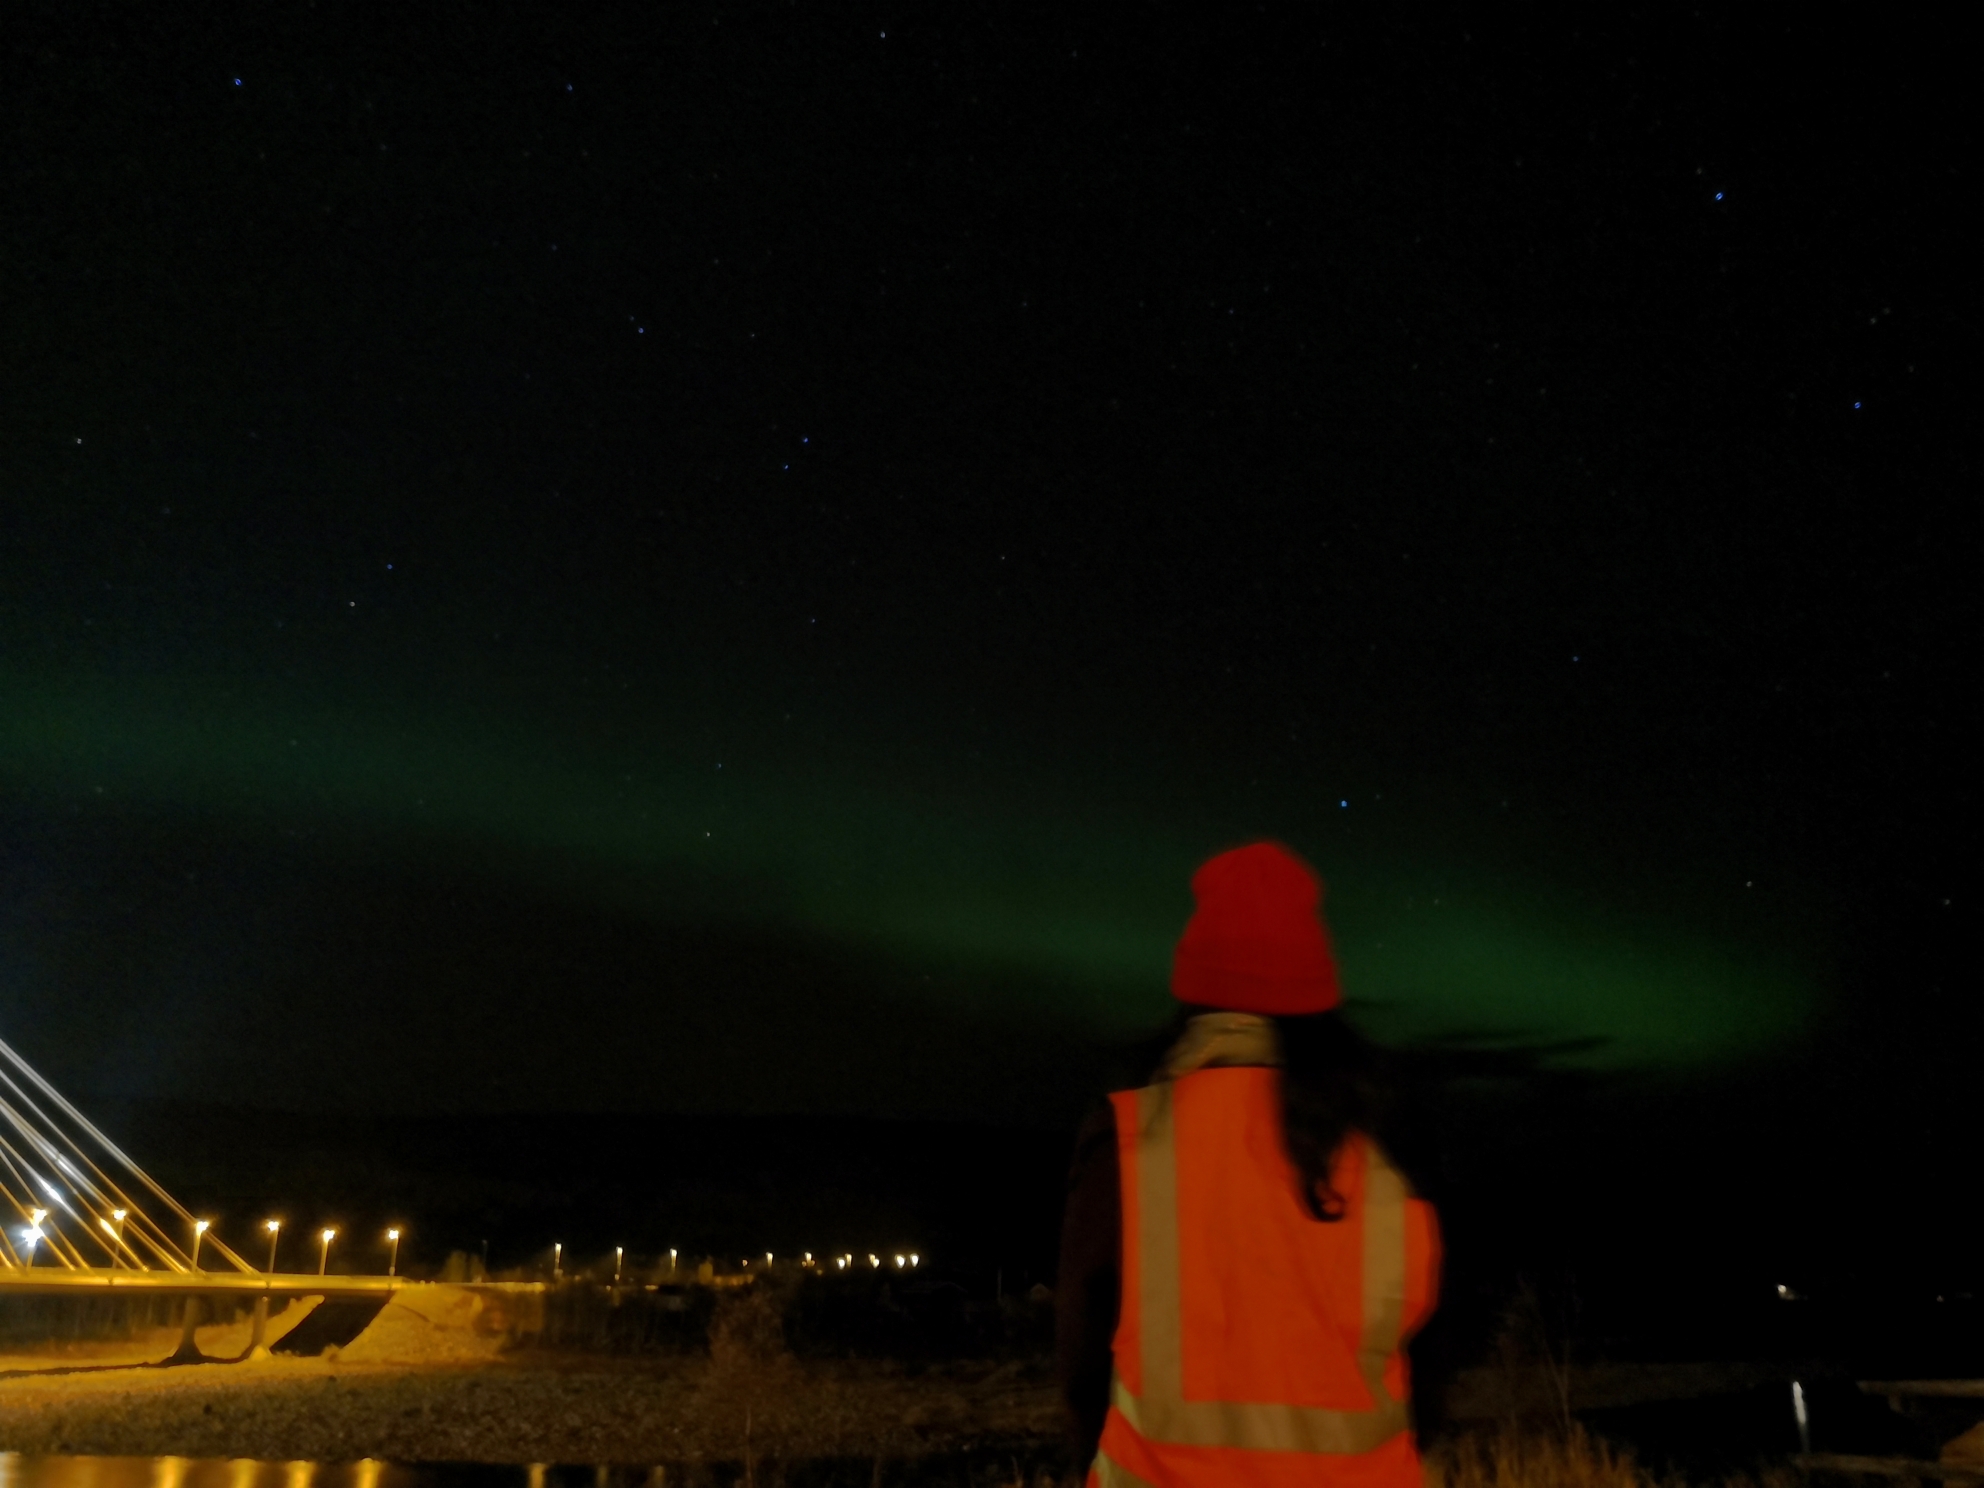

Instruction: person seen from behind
[1057,841,1441,1488]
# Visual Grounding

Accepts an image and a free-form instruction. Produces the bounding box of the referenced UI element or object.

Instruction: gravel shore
[0,1353,1066,1466]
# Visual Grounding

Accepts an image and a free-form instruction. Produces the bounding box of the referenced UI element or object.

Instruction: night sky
[2,0,1971,1231]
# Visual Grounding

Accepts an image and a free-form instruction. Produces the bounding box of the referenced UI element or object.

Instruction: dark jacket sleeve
[1056,1100,1121,1468]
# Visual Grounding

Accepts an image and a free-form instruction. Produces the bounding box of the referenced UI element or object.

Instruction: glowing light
[265,1219,281,1232]
[803,1252,812,1264]
[30,1209,47,1225]
[868,1253,880,1268]
[766,1251,774,1264]
[894,1254,906,1268]
[386,1228,399,1241]
[113,1209,127,1221]
[835,1257,846,1269]
[194,1220,209,1233]
[910,1254,919,1267]
[100,1218,117,1235]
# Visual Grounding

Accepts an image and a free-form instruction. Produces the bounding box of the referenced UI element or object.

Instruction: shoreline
[0,1353,1067,1466]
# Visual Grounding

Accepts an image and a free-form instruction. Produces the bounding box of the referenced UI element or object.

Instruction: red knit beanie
[1171,841,1341,1015]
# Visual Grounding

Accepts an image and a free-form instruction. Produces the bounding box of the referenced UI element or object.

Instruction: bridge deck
[0,1270,544,1298]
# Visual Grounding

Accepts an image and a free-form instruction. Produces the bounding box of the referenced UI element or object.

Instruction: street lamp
[192,1219,210,1271]
[552,1242,562,1281]
[668,1248,677,1274]
[264,1219,282,1274]
[614,1246,624,1284]
[386,1228,401,1277]
[318,1228,336,1276]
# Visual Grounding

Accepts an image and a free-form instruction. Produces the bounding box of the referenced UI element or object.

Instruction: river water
[0,1456,1069,1488]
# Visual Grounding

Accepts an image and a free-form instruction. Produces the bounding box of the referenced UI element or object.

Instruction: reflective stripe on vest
[1113,1080,1412,1456]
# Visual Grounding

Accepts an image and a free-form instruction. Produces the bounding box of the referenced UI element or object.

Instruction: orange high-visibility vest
[1091,1067,1441,1488]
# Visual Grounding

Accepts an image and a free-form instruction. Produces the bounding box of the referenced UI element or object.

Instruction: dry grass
[1428,1425,1799,1488]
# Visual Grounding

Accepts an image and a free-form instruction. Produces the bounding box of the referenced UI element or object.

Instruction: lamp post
[614,1246,624,1285]
[318,1228,336,1276]
[386,1228,401,1277]
[264,1219,282,1274]
[192,1219,210,1271]
[552,1242,562,1281]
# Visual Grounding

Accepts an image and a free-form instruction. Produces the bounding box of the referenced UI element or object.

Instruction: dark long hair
[1276,1009,1385,1220]
[1153,1005,1386,1222]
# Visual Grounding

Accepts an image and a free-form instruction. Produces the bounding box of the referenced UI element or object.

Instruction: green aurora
[1,670,1816,1071]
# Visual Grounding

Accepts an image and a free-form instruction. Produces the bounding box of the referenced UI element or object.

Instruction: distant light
[113,1210,127,1222]
[30,1209,47,1225]
[803,1252,812,1264]
[387,1229,400,1241]
[835,1257,846,1269]
[895,1254,906,1268]
[869,1253,880,1268]
[1714,191,1723,200]
[266,1219,281,1233]
[321,1228,336,1243]
[910,1254,919,1267]
[194,1220,210,1234]
[22,1227,42,1244]
[233,77,242,87]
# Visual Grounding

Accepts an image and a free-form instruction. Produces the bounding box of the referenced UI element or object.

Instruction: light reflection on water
[0,1461,409,1488]
[0,1457,1067,1488]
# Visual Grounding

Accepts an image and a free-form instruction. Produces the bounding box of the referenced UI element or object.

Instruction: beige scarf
[1157,1010,1283,1080]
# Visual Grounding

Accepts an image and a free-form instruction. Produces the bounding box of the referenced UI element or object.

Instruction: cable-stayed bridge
[0,1032,411,1361]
